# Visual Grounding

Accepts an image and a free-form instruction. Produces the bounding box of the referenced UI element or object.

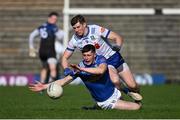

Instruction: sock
[122,87,130,94]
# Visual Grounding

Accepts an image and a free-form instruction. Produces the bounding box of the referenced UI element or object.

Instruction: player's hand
[64,67,74,76]
[29,81,45,92]
[112,45,121,52]
[70,64,81,72]
[29,48,37,58]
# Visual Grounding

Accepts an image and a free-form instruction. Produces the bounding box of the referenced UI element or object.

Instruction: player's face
[72,22,86,37]
[48,15,58,24]
[82,51,95,65]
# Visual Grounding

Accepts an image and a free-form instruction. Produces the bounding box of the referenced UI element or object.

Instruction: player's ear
[94,53,96,58]
[83,22,87,27]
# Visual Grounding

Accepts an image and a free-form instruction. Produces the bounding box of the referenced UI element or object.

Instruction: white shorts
[97,88,121,109]
[47,58,57,64]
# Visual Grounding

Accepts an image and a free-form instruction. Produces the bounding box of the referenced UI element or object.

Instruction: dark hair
[82,44,96,53]
[71,14,86,26]
[48,12,59,17]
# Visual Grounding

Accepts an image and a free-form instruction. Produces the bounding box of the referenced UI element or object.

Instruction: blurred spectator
[29,12,64,83]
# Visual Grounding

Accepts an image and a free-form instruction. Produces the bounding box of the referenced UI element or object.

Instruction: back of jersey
[38,22,57,57]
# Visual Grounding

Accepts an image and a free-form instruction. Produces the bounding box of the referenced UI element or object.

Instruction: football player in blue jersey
[29,12,64,84]
[61,15,142,102]
[29,44,141,110]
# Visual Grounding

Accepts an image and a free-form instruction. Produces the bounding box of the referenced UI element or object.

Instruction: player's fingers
[29,87,39,92]
[70,64,76,68]
[29,87,37,91]
[29,83,40,88]
[70,64,79,69]
[29,87,35,91]
[28,86,35,89]
[29,84,36,87]
[35,80,41,84]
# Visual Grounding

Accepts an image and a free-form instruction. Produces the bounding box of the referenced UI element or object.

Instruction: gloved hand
[29,48,37,58]
[112,45,121,52]
[64,68,74,76]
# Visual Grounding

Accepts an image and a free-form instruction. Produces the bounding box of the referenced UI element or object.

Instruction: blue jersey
[76,55,115,102]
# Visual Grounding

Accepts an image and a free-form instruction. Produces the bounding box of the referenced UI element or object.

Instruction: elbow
[99,71,104,75]
[116,36,123,46]
[97,65,107,75]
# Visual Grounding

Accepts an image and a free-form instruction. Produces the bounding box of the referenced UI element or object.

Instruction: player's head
[82,44,96,64]
[71,15,87,37]
[48,12,59,24]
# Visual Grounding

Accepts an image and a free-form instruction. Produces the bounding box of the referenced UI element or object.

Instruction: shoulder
[88,24,107,34]
[53,25,58,32]
[38,23,47,29]
[78,60,85,67]
[71,34,79,41]
[96,55,107,64]
[88,24,100,27]
[88,24,101,30]
[88,24,101,34]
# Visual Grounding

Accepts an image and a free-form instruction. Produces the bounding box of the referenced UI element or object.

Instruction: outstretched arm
[70,63,107,75]
[29,75,73,92]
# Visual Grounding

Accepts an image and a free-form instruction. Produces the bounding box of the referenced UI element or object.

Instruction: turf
[0,84,180,119]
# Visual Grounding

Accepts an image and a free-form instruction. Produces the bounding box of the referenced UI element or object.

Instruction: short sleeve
[94,24,111,39]
[96,55,107,66]
[66,35,77,51]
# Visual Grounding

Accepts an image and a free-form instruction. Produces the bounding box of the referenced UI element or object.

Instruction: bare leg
[40,68,47,84]
[108,65,121,90]
[49,63,57,82]
[118,63,139,92]
[109,63,142,101]
[113,99,141,110]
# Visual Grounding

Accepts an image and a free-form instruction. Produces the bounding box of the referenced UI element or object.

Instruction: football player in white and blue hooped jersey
[62,15,142,102]
[30,44,141,110]
[29,12,64,84]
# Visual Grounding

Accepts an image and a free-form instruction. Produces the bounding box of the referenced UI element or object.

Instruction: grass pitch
[0,84,180,119]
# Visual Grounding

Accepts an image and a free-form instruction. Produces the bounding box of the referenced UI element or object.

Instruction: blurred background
[0,0,180,86]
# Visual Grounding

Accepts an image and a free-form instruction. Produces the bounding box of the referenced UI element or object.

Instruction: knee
[126,81,139,90]
[133,103,142,110]
[111,78,120,85]
[131,84,138,90]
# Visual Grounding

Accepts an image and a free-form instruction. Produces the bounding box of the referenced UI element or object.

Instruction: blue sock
[122,87,130,94]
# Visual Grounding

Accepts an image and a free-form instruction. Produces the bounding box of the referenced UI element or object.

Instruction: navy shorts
[107,52,125,68]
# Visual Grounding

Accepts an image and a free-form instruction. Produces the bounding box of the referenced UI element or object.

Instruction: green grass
[0,84,180,119]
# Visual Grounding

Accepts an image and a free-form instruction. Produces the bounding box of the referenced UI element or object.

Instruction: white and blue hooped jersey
[75,55,115,102]
[67,24,116,59]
